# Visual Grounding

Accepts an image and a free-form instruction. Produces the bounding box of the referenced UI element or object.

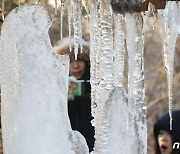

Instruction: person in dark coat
[54,37,95,152]
[154,110,180,154]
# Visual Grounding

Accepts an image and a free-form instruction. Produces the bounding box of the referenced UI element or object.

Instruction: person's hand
[68,76,77,101]
[69,76,77,83]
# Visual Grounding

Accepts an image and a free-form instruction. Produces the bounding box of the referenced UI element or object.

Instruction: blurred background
[0,0,180,154]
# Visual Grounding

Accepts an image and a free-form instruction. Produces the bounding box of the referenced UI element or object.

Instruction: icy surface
[97,0,114,90]
[160,1,180,130]
[0,4,88,154]
[54,0,58,14]
[60,0,83,58]
[68,0,73,52]
[85,1,147,154]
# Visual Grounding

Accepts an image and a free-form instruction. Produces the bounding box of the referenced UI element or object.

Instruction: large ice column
[160,1,180,130]
[92,1,114,152]
[0,4,88,154]
[125,13,147,154]
[90,1,128,154]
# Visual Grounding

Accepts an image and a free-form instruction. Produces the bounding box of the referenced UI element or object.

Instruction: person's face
[69,57,85,79]
[158,130,173,154]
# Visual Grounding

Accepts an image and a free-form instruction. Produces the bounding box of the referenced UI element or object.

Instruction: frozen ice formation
[1,0,179,154]
[88,1,147,154]
[0,4,88,154]
[92,87,128,154]
[160,1,180,130]
[126,12,147,154]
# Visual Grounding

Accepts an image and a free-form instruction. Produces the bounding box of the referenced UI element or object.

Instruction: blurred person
[154,110,180,154]
[54,37,95,152]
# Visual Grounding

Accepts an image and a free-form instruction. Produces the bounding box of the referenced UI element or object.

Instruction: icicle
[68,0,73,52]
[160,7,169,71]
[160,1,180,130]
[125,12,147,154]
[89,0,99,120]
[113,13,125,87]
[54,0,58,15]
[98,1,114,90]
[0,5,89,154]
[60,0,65,39]
[90,4,129,152]
[72,0,82,59]
[141,2,154,36]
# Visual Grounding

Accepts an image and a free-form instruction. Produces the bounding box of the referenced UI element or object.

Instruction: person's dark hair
[154,110,180,154]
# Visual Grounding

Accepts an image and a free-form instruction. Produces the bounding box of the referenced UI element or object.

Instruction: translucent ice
[125,12,147,154]
[0,4,88,154]
[68,0,73,52]
[60,0,65,39]
[160,1,180,130]
[98,0,114,90]
[89,0,100,119]
[93,87,128,154]
[113,13,125,87]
